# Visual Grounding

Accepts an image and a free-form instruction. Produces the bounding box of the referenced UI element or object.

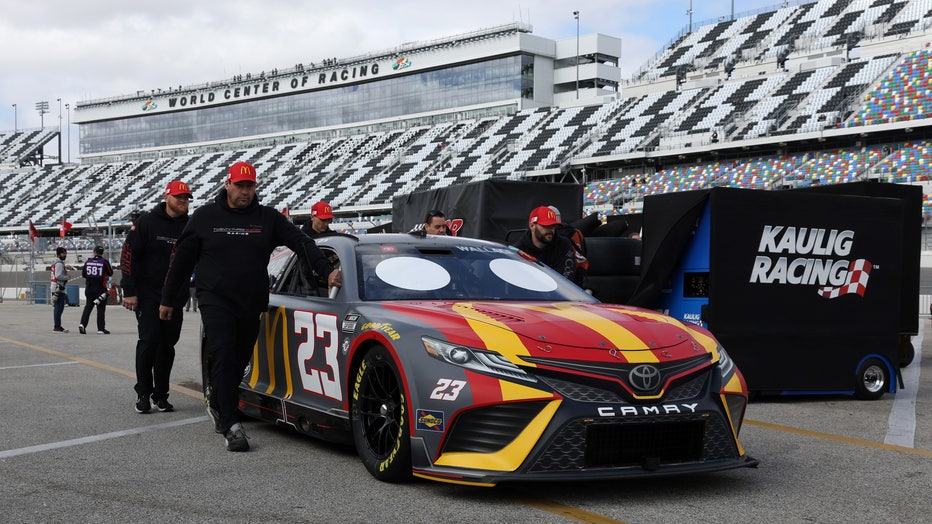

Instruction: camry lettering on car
[597,403,700,417]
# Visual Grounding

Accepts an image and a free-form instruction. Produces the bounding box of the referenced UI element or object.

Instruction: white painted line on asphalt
[0,416,208,459]
[0,361,79,371]
[885,330,923,447]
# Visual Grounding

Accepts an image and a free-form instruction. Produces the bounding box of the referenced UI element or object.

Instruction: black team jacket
[120,202,190,307]
[512,230,582,286]
[161,189,334,315]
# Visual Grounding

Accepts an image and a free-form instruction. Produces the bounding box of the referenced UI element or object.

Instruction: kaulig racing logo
[749,225,873,299]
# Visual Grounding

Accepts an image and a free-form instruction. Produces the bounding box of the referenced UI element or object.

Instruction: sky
[0,0,782,156]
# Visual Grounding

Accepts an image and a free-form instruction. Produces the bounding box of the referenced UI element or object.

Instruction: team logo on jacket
[750,225,873,299]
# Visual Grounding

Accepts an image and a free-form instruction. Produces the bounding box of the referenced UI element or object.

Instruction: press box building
[73,23,622,164]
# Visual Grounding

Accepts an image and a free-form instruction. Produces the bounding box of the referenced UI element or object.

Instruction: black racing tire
[351,345,412,482]
[854,358,889,401]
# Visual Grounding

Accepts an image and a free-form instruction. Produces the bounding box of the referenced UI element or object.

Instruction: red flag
[29,220,39,244]
[60,219,72,238]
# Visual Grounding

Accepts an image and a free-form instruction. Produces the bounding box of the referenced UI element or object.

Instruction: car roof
[328,232,507,250]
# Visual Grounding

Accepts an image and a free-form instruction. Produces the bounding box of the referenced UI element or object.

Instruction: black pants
[80,284,108,331]
[134,297,184,401]
[200,304,260,434]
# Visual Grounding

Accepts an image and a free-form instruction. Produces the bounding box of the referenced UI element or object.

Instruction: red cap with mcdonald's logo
[529,206,559,226]
[227,161,257,184]
[164,180,193,198]
[311,201,334,220]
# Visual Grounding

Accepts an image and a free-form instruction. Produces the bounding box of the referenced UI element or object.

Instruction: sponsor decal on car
[416,409,445,431]
[361,322,401,340]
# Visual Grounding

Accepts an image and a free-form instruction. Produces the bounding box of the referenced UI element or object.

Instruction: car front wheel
[350,345,412,482]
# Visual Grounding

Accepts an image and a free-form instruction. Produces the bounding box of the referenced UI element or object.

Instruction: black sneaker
[224,423,250,452]
[78,324,86,334]
[152,398,174,412]
[97,329,110,334]
[53,326,69,333]
[135,396,151,414]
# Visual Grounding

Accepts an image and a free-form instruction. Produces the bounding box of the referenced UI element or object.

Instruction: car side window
[316,248,340,297]
[267,247,293,290]
[277,248,340,298]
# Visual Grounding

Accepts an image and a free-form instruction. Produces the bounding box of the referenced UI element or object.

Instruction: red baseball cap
[164,180,193,198]
[529,206,559,226]
[227,161,257,184]
[311,201,334,220]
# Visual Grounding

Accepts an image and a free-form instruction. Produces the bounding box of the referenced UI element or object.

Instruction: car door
[249,247,347,419]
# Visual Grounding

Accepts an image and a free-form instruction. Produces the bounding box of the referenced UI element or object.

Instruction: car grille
[537,369,710,403]
[537,375,625,402]
[442,401,549,454]
[529,412,737,472]
[524,353,712,398]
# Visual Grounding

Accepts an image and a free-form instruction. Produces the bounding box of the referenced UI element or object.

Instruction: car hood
[382,301,712,360]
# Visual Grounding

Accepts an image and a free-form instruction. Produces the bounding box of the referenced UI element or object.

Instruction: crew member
[159,161,341,452]
[512,206,581,285]
[423,209,448,235]
[78,245,114,334]
[51,246,71,333]
[122,180,193,414]
[301,201,338,238]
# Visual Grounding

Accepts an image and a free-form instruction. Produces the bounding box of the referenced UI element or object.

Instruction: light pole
[573,10,580,100]
[687,0,694,32]
[65,103,71,163]
[57,98,62,164]
[36,100,49,128]
[12,104,16,132]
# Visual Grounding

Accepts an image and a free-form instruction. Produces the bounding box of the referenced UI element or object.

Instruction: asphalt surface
[1,301,930,523]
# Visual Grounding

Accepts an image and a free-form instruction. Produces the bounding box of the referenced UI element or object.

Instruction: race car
[239,232,757,486]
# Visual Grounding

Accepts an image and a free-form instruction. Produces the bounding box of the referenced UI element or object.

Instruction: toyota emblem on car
[629,364,661,392]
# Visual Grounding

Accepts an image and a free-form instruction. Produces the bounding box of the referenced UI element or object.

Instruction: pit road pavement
[1,302,930,523]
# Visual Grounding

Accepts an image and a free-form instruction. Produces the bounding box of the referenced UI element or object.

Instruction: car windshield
[356,243,597,302]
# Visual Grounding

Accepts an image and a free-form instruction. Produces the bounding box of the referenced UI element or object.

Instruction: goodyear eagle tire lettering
[350,345,412,482]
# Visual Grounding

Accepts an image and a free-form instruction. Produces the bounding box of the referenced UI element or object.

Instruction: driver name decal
[749,225,874,298]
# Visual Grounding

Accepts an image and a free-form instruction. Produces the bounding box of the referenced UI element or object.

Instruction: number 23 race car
[239,233,757,486]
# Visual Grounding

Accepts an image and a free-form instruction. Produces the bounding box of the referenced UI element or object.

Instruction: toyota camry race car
[239,232,757,486]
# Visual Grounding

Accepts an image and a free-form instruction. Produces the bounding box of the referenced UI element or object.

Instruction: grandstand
[3,0,932,242]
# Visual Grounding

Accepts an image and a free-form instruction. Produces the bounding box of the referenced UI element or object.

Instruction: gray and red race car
[238,232,757,486]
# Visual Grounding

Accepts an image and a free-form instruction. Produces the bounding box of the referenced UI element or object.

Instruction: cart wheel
[854,358,889,400]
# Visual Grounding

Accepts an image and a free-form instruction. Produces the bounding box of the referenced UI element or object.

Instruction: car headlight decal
[422,336,536,383]
[717,344,735,380]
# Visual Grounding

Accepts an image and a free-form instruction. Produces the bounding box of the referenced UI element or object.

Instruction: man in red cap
[159,161,341,452]
[122,180,193,414]
[301,201,337,238]
[511,205,582,286]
